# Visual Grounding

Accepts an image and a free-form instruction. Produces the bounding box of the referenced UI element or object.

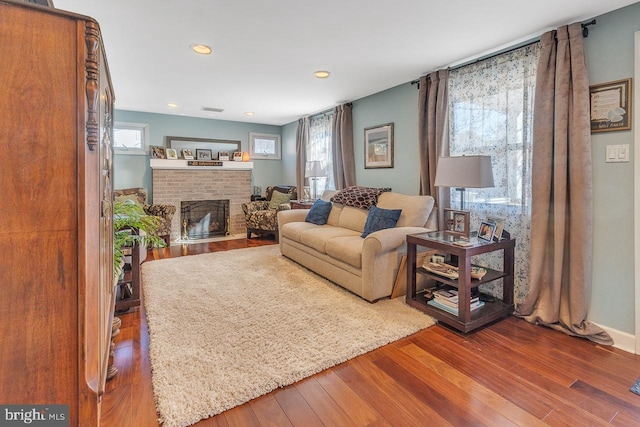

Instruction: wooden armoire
[0,1,115,425]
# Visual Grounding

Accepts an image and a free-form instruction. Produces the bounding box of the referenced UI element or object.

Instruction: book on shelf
[427,298,485,315]
[432,289,479,305]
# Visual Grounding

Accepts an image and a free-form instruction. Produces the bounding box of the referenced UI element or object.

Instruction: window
[447,43,540,303]
[113,122,149,155]
[307,112,334,195]
[249,132,281,159]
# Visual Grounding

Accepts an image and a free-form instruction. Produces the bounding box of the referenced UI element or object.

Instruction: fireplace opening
[180,200,229,240]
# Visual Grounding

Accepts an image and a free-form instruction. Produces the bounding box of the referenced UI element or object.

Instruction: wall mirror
[165,136,241,160]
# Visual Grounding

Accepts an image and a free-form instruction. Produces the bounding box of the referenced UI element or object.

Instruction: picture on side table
[443,208,470,238]
[196,149,213,160]
[478,221,496,242]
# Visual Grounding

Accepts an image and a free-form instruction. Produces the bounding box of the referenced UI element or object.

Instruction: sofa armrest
[277,208,309,227]
[363,226,432,254]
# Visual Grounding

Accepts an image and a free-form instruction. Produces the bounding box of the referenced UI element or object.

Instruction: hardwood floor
[101,238,640,426]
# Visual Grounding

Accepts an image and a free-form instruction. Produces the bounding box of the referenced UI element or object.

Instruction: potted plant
[113,199,167,280]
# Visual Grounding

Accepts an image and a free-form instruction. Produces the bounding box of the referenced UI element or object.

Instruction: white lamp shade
[434,155,494,188]
[305,160,326,178]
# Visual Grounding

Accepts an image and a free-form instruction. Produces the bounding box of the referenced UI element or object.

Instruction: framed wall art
[590,78,632,133]
[443,208,470,238]
[364,123,394,169]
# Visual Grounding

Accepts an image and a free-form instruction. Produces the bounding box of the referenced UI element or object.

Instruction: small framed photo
[443,208,470,238]
[478,221,497,242]
[151,146,165,159]
[165,148,178,159]
[218,151,229,161]
[485,216,505,241]
[196,149,212,160]
[364,123,394,169]
[182,149,194,160]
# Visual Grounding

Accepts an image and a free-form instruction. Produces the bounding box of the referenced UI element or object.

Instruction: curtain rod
[411,19,596,86]
[306,102,353,119]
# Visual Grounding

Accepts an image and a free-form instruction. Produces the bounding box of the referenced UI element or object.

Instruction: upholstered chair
[113,188,176,245]
[242,185,297,240]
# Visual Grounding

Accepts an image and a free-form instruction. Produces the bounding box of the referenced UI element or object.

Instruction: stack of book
[427,288,484,315]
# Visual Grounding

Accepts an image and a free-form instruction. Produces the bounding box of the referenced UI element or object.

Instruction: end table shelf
[406,231,516,333]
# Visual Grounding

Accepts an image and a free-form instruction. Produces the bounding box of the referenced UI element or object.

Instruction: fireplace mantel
[150,159,253,170]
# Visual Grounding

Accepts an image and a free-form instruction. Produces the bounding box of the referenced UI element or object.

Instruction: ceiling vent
[201,106,224,113]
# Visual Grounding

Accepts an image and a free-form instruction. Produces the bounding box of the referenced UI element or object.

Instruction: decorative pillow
[361,206,402,238]
[305,199,333,225]
[268,190,291,210]
[330,186,392,210]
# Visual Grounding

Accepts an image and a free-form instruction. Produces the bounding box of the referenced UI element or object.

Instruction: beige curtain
[515,23,612,345]
[418,70,450,228]
[332,103,356,189]
[295,117,309,197]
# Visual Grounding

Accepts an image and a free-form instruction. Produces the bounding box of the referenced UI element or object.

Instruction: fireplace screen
[180,200,229,240]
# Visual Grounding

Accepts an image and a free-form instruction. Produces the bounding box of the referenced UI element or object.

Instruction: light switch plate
[606,144,630,163]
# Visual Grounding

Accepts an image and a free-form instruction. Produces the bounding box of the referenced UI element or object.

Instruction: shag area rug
[142,245,435,427]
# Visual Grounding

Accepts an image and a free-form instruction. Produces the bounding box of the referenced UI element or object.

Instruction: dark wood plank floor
[101,237,640,426]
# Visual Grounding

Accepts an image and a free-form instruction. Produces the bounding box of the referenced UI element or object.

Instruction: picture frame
[485,215,505,241]
[150,146,166,159]
[443,208,470,238]
[218,151,229,161]
[364,123,394,169]
[182,149,194,160]
[165,148,178,160]
[590,78,632,133]
[249,132,281,160]
[478,221,497,242]
[196,149,213,160]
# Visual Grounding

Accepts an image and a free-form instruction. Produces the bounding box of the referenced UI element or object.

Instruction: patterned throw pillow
[268,190,291,210]
[361,206,402,238]
[305,199,333,225]
[329,186,391,210]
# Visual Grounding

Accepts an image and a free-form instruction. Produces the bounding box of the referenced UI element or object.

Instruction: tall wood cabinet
[0,1,115,425]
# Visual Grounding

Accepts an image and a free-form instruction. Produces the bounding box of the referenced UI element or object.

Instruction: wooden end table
[406,231,515,333]
[290,200,315,209]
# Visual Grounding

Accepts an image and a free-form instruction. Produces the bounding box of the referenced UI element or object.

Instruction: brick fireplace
[151,165,252,242]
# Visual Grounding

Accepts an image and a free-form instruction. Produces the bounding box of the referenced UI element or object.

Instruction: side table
[290,200,315,209]
[406,231,515,333]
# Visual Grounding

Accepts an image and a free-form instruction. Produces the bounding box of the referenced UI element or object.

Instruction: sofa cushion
[305,199,333,225]
[268,190,291,210]
[330,186,391,210]
[377,192,435,227]
[337,206,369,233]
[280,221,318,241]
[325,236,364,269]
[361,206,402,238]
[300,226,360,254]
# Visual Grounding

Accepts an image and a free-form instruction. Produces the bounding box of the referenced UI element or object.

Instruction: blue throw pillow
[305,199,333,225]
[361,205,402,238]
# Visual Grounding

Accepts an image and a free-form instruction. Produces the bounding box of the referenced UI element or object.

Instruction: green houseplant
[113,199,167,280]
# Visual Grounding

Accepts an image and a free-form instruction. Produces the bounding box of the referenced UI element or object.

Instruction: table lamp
[305,161,326,200]
[434,155,494,211]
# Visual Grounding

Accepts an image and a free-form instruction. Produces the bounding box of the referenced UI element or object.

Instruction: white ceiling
[54,0,638,126]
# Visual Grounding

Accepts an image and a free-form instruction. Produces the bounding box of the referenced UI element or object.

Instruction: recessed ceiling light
[191,44,212,55]
[314,70,330,79]
[167,103,178,108]
[244,112,255,116]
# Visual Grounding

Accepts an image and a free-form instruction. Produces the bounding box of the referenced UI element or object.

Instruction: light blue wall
[282,3,640,335]
[113,110,285,202]
[583,3,640,334]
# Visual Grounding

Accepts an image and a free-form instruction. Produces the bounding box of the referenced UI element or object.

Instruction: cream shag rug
[142,245,434,427]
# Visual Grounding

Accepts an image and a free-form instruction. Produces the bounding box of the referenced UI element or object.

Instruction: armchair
[113,188,176,245]
[242,185,297,240]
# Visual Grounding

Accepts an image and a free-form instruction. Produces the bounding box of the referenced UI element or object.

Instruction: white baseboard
[594,322,636,354]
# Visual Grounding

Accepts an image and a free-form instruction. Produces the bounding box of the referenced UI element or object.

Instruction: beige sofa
[278,190,436,302]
